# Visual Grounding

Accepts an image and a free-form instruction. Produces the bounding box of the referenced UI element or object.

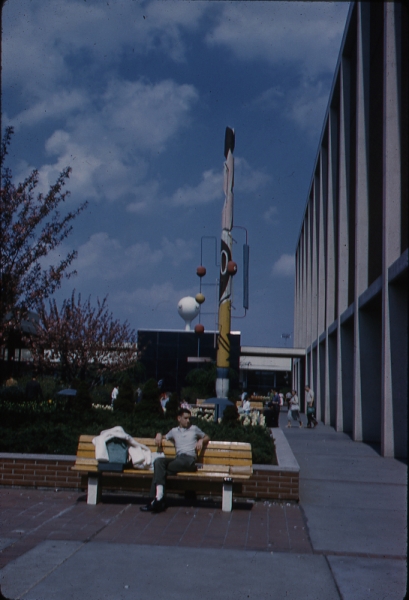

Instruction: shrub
[0,385,25,404]
[135,378,163,419]
[71,380,93,412]
[114,378,134,413]
[221,403,240,427]
[165,392,180,419]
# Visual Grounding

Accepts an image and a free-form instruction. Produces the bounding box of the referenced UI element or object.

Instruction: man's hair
[177,407,191,417]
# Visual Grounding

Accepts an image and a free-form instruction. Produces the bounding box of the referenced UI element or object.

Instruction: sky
[2,0,351,348]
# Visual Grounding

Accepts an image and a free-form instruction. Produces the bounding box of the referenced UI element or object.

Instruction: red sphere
[194,323,205,335]
[196,265,206,277]
[227,260,238,275]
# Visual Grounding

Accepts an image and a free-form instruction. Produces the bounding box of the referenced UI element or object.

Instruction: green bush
[71,380,93,412]
[0,385,25,403]
[114,378,134,413]
[181,364,216,400]
[165,392,180,419]
[221,403,240,427]
[135,378,163,419]
[0,382,277,464]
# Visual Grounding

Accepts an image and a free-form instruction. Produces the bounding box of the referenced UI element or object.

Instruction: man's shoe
[140,498,165,513]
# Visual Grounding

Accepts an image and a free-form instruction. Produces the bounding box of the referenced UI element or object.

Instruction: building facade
[293,2,408,458]
[137,329,241,394]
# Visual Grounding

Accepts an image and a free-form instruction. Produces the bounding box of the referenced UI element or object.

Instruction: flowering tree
[32,291,138,382]
[0,127,87,351]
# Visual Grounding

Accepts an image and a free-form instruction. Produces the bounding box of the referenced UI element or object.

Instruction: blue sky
[2,0,350,348]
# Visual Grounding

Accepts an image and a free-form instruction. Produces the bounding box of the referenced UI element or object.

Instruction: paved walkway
[0,413,407,599]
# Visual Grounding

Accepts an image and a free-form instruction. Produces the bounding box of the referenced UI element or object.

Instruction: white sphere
[178,297,200,330]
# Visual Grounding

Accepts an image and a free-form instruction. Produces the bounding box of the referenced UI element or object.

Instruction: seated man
[140,408,210,513]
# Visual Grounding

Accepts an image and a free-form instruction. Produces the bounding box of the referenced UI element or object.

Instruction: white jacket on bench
[93,426,153,469]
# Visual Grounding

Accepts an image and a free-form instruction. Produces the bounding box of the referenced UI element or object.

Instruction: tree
[0,127,87,349]
[31,291,138,382]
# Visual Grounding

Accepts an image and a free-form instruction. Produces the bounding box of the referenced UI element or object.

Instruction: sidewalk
[0,413,407,599]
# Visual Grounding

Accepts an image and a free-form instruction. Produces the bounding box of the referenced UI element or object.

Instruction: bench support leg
[222,479,233,512]
[87,474,101,505]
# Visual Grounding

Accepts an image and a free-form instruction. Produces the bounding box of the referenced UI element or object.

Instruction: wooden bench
[72,435,253,512]
[235,400,264,410]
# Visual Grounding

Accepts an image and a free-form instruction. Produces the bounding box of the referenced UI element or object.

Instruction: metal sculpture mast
[216,127,236,398]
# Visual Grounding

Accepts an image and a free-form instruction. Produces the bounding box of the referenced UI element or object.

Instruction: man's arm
[196,434,210,452]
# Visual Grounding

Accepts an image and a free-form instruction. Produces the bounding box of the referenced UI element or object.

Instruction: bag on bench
[98,437,129,472]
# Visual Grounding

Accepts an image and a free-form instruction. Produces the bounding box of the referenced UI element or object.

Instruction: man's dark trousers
[150,454,196,497]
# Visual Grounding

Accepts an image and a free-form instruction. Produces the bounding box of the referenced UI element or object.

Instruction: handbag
[307,406,315,415]
[98,437,129,472]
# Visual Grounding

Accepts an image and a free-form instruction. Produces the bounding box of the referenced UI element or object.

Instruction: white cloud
[101,79,198,154]
[206,2,349,77]
[253,76,332,137]
[283,78,330,136]
[74,233,163,281]
[14,78,199,205]
[69,232,194,282]
[160,237,195,267]
[263,206,278,223]
[5,91,89,131]
[170,157,270,207]
[171,169,222,207]
[115,281,191,308]
[2,0,209,96]
[272,254,294,277]
[235,157,271,193]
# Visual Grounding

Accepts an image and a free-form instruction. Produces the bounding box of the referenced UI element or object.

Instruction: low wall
[0,430,299,502]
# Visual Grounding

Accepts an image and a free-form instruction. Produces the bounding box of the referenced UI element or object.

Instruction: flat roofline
[138,329,240,335]
[241,346,306,358]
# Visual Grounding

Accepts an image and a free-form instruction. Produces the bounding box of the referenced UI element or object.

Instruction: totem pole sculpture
[215,127,237,398]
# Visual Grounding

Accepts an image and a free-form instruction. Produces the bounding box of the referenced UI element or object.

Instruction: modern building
[137,329,300,398]
[293,2,408,458]
[240,346,304,395]
[137,329,241,394]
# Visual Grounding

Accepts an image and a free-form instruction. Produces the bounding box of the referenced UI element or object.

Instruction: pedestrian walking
[287,390,303,428]
[305,385,318,428]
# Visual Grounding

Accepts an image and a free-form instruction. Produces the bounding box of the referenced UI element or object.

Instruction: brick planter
[0,430,299,501]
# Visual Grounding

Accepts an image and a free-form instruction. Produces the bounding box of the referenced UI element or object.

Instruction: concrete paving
[0,412,407,599]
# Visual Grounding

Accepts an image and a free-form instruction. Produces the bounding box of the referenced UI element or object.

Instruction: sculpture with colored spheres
[196,265,206,277]
[194,323,205,335]
[177,296,200,331]
[227,261,237,275]
[195,293,205,305]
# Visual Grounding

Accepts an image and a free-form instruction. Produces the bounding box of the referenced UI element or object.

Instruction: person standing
[285,391,292,415]
[111,386,119,407]
[270,389,281,427]
[305,385,318,428]
[287,390,303,428]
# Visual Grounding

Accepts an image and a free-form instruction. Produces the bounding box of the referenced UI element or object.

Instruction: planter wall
[0,430,299,501]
